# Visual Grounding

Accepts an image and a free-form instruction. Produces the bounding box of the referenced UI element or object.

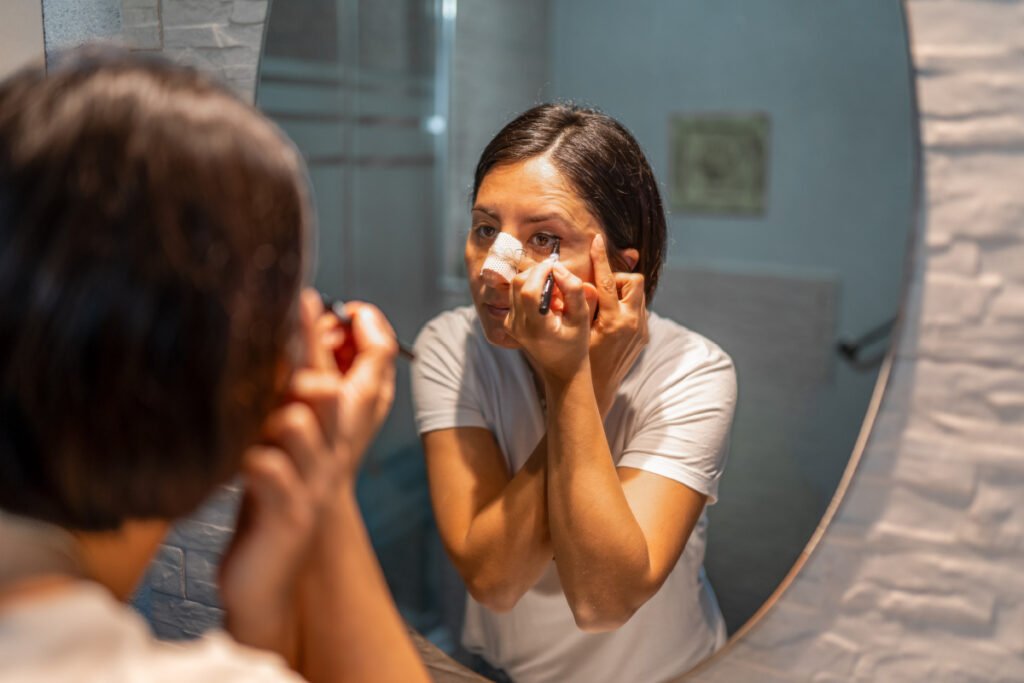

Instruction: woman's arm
[220,293,429,683]
[423,427,553,611]
[506,251,713,632]
[544,361,707,631]
[296,300,429,683]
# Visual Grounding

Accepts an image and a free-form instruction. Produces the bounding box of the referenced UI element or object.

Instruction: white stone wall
[41,0,121,55]
[120,0,268,99]
[683,1,1024,681]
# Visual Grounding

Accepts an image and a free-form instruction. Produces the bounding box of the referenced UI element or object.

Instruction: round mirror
[257,1,917,679]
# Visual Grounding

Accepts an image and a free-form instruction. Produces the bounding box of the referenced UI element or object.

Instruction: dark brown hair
[0,49,307,530]
[473,103,667,299]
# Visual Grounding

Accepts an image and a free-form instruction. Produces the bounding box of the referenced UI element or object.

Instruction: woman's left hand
[587,234,649,416]
[504,258,597,383]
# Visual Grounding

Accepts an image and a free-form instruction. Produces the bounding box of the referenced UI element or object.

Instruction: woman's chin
[481,322,520,349]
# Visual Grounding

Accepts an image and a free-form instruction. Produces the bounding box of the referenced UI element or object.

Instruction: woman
[0,50,428,682]
[412,104,737,682]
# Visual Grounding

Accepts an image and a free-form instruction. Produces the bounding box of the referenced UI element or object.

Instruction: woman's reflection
[411,104,737,683]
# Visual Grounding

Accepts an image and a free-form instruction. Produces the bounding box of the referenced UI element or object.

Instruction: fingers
[299,289,337,372]
[511,258,555,303]
[614,272,646,308]
[261,402,325,482]
[582,282,599,320]
[509,260,591,326]
[550,262,590,324]
[505,259,554,337]
[590,234,619,313]
[287,369,341,445]
[239,445,311,531]
[339,302,397,394]
[342,301,398,359]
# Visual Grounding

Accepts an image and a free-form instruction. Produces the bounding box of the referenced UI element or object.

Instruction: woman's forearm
[456,437,553,611]
[545,363,653,631]
[298,486,429,683]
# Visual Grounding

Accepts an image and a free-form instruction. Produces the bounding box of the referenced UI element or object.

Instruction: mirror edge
[675,0,925,677]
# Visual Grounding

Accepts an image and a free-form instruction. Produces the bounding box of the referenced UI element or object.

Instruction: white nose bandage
[480,232,525,283]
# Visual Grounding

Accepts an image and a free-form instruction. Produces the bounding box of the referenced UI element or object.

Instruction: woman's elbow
[568,597,641,633]
[465,576,524,613]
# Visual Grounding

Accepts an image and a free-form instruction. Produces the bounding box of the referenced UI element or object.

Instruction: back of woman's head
[0,49,307,531]
[473,103,667,300]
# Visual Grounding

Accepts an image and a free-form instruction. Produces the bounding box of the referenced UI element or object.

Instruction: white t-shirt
[0,582,304,683]
[412,307,737,683]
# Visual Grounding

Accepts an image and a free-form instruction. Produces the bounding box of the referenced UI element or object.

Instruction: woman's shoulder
[414,306,482,353]
[621,314,737,421]
[646,312,735,377]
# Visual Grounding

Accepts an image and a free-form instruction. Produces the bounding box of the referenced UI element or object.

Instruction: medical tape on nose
[480,232,525,283]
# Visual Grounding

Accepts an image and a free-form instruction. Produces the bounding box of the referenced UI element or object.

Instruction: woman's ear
[621,248,639,272]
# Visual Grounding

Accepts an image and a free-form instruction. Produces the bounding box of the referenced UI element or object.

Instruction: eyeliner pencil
[320,292,416,361]
[538,239,561,315]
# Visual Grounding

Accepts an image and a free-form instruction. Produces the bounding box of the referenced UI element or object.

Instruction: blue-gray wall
[548,0,916,631]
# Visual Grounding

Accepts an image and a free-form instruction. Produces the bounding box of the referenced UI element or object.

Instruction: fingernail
[594,234,604,248]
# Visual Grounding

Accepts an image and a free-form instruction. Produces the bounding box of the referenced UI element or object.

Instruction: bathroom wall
[686,0,1024,680]
[441,0,551,296]
[549,0,916,632]
[258,0,451,642]
[1,0,44,78]
[40,0,121,55]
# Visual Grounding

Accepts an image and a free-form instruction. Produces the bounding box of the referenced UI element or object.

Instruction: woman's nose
[481,266,512,289]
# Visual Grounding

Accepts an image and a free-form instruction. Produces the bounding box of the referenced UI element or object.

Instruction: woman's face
[466,154,605,348]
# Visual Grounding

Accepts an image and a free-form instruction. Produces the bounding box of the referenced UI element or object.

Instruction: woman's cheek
[561,253,594,285]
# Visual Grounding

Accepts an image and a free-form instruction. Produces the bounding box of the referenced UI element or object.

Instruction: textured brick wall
[121,0,268,98]
[133,486,241,638]
[684,1,1024,681]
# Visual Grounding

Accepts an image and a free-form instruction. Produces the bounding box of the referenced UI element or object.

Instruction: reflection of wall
[438,0,553,646]
[549,0,915,633]
[1,0,44,78]
[688,0,1024,680]
[260,0,450,643]
[443,0,551,297]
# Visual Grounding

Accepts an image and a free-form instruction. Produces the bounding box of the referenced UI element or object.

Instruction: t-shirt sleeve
[616,338,737,505]
[411,313,490,435]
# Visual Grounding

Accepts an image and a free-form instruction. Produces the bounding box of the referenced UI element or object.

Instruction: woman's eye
[474,224,498,240]
[528,233,557,253]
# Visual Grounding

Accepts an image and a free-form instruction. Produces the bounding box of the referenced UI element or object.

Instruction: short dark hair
[472,103,667,300]
[0,49,307,531]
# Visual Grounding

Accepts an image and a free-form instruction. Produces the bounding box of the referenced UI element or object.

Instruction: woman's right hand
[218,289,398,660]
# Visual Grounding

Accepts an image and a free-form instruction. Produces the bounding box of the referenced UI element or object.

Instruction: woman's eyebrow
[471,205,499,219]
[524,213,571,225]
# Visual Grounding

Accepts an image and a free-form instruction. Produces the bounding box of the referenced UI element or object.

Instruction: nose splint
[480,232,525,283]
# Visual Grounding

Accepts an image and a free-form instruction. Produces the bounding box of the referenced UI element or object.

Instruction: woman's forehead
[476,156,597,227]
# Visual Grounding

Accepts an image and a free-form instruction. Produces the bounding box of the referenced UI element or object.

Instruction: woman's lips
[484,304,510,320]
